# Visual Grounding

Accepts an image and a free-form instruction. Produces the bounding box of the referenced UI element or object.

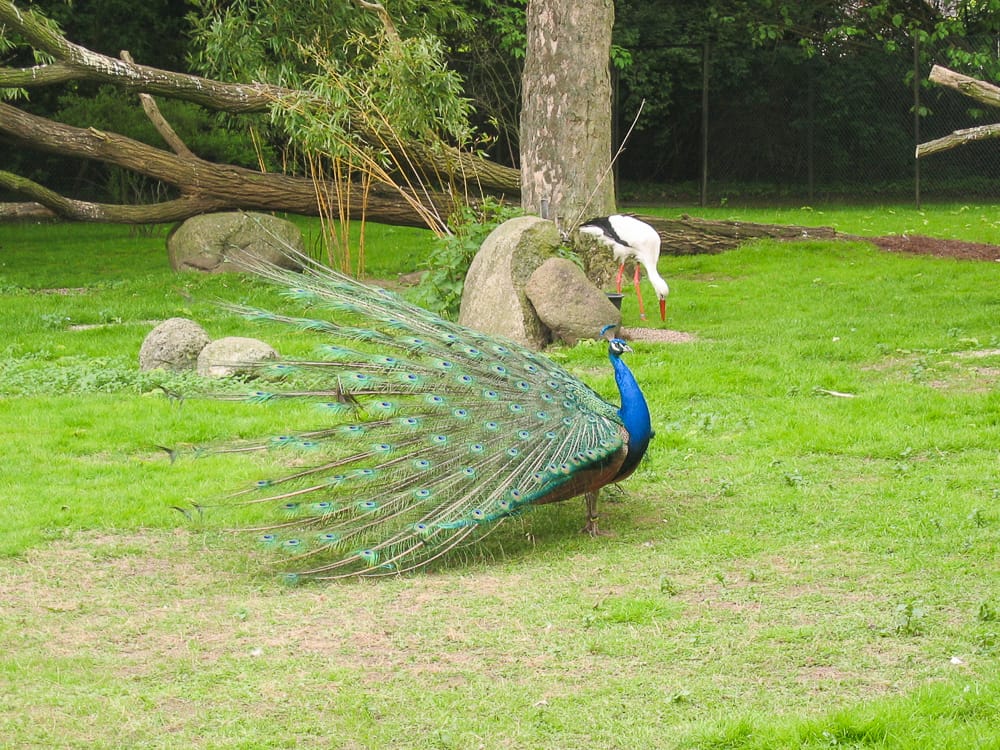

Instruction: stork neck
[640,258,669,296]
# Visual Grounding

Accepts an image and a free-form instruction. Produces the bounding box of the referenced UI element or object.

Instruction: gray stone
[457,216,560,350]
[526,258,621,346]
[197,336,278,378]
[167,212,304,273]
[138,317,211,372]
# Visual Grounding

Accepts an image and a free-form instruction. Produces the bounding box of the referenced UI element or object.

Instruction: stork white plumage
[579,214,669,321]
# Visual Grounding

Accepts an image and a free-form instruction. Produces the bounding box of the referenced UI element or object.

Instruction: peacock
[191,245,653,581]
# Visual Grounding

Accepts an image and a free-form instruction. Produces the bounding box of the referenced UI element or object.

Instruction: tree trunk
[638,214,845,255]
[520,0,615,229]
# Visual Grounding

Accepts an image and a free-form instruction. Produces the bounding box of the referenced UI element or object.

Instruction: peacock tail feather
[188,243,649,581]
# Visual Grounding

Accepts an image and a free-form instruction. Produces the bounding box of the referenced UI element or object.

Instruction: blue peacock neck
[610,344,653,478]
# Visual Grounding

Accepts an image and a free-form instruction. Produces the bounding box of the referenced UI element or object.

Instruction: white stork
[579,214,669,321]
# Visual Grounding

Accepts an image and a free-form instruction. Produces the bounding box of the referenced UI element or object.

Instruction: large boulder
[458,216,560,350]
[167,212,304,273]
[526,258,621,346]
[197,336,278,378]
[138,317,211,372]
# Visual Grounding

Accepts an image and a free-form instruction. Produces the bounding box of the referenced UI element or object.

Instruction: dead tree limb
[119,50,196,159]
[916,65,1000,158]
[0,103,455,225]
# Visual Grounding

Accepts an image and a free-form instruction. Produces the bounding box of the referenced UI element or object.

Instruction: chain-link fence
[616,35,1000,206]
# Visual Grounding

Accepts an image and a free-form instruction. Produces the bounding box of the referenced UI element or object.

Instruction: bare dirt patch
[622,326,697,344]
[868,234,1000,262]
[34,287,89,295]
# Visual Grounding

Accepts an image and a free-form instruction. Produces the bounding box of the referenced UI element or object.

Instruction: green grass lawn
[0,207,998,748]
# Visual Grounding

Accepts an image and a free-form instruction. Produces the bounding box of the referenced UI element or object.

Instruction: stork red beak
[659,298,667,322]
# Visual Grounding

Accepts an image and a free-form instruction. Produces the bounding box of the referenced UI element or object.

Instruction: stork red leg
[615,263,625,294]
[633,265,647,320]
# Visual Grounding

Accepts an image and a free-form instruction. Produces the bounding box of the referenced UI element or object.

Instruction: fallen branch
[916,65,1000,159]
[928,65,1000,109]
[916,122,1000,158]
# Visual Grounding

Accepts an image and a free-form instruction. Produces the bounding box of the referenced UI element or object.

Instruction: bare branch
[916,122,1000,158]
[0,201,57,221]
[0,62,81,87]
[120,50,195,159]
[917,65,1000,159]
[356,0,400,42]
[928,65,1000,109]
[0,169,228,222]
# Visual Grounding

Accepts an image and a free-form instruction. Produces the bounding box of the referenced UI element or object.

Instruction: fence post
[701,40,710,208]
[913,34,921,210]
[808,63,815,203]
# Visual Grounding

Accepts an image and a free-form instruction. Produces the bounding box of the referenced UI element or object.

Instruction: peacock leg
[615,263,625,294]
[583,491,600,536]
[633,265,647,320]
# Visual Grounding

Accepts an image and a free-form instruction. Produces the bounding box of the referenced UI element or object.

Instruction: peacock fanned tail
[193,245,646,581]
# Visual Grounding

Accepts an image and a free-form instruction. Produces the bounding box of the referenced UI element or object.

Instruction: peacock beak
[659,298,667,322]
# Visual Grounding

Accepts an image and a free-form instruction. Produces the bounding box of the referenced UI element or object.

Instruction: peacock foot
[581,517,613,537]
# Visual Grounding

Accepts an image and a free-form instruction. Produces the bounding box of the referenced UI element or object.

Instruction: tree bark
[928,65,1000,109]
[916,65,1000,158]
[520,0,616,229]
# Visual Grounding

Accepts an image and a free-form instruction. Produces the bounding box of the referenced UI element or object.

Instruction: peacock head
[608,338,632,358]
[600,325,632,359]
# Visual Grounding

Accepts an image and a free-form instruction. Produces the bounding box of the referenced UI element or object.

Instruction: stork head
[650,277,670,321]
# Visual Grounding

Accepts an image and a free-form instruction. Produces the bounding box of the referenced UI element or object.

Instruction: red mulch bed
[868,235,1000,262]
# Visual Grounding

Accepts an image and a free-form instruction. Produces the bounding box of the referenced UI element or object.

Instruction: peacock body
[199,248,653,580]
